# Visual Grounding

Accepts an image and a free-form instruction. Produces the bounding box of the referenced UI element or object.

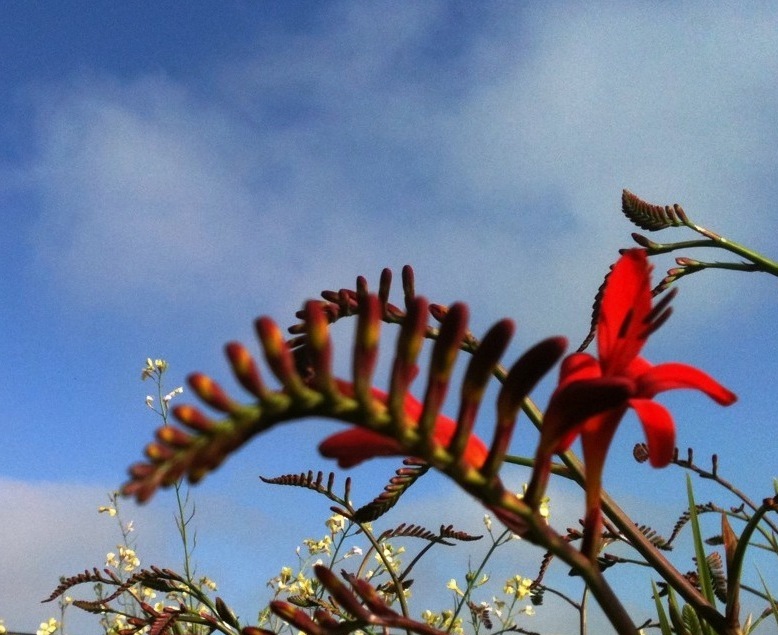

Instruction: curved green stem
[725,499,778,627]
[679,217,778,276]
[503,454,571,478]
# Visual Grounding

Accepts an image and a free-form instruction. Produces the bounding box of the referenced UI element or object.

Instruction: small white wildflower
[145,395,154,408]
[343,545,363,558]
[483,513,492,531]
[98,505,117,517]
[163,386,184,403]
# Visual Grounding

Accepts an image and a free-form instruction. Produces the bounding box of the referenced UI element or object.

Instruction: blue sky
[2,2,778,633]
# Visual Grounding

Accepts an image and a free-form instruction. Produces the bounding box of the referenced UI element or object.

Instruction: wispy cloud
[0,478,171,633]
[24,4,778,342]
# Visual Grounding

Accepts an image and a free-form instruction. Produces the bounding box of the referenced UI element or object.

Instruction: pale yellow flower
[375,543,404,572]
[198,575,218,591]
[98,505,117,517]
[538,495,551,519]
[325,513,346,534]
[302,535,332,556]
[117,545,140,572]
[142,358,168,380]
[504,574,533,600]
[421,610,438,626]
[102,614,127,635]
[283,571,316,597]
[446,578,465,597]
[36,617,58,635]
[440,610,463,635]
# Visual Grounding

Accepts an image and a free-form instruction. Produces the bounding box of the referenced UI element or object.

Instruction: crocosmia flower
[318,385,489,469]
[531,248,736,557]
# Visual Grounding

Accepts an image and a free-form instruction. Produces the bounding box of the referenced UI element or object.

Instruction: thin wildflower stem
[448,528,514,632]
[148,360,201,618]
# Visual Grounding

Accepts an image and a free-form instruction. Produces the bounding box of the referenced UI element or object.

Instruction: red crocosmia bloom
[319,385,489,470]
[532,249,737,558]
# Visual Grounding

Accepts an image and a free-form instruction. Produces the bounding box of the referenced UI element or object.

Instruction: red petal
[539,372,632,454]
[431,415,489,468]
[579,408,625,553]
[635,362,737,405]
[319,428,405,468]
[318,387,489,469]
[557,352,602,386]
[629,398,676,467]
[597,249,653,375]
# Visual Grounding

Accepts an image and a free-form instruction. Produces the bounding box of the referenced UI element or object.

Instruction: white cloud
[24,3,777,348]
[0,478,173,633]
[27,75,267,308]
[0,474,288,635]
[436,4,778,332]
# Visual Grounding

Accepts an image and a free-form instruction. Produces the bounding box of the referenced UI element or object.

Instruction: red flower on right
[532,248,737,557]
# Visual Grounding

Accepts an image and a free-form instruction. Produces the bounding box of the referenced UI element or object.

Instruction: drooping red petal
[629,398,676,467]
[431,415,490,468]
[579,408,625,559]
[319,427,405,468]
[318,387,489,469]
[597,249,653,375]
[634,361,737,405]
